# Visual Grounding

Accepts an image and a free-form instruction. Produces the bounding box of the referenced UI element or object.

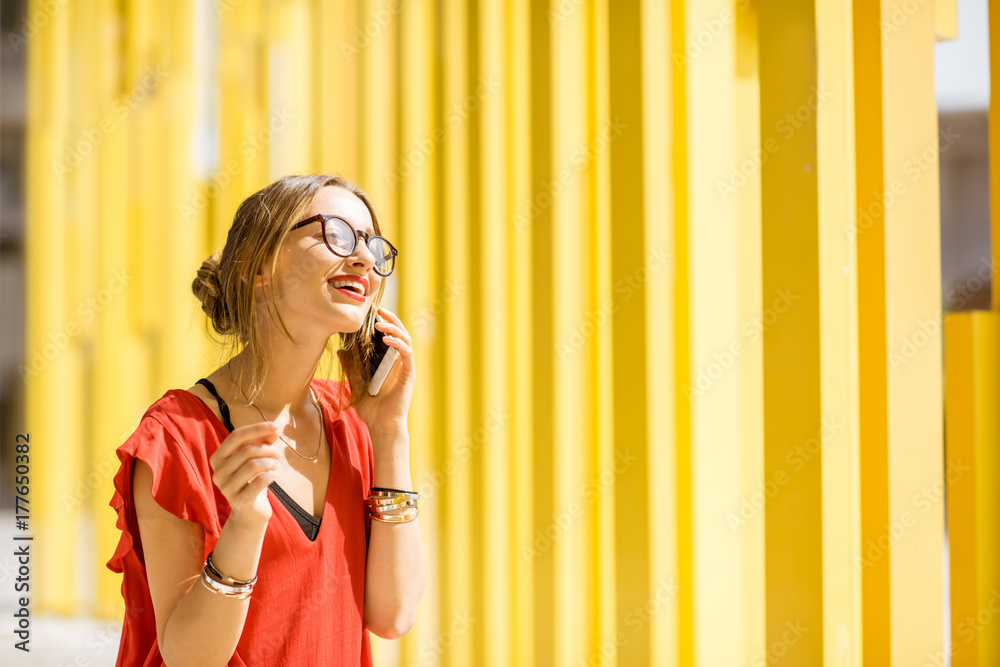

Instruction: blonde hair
[191,173,387,411]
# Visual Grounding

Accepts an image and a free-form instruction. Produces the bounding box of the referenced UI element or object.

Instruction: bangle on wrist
[199,568,254,599]
[366,488,419,523]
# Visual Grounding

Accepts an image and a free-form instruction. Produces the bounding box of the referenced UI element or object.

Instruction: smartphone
[367,313,400,396]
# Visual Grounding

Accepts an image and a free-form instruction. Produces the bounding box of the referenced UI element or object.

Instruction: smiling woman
[106,174,425,666]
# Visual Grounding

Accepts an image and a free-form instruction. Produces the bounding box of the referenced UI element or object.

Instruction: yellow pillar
[880,0,945,659]
[945,312,1000,666]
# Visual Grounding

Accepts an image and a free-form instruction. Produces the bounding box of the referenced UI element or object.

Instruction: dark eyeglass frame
[290,214,398,277]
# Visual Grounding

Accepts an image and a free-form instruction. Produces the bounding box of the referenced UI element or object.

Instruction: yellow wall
[23,0,978,664]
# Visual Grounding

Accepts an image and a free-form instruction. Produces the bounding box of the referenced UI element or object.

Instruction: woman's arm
[133,421,280,666]
[363,427,426,639]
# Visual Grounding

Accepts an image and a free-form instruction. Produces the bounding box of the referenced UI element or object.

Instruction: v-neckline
[173,381,337,543]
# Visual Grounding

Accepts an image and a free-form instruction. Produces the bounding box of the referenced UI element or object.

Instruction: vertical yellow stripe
[760,1,823,662]
[397,2,437,664]
[816,0,862,665]
[670,0,693,663]
[734,0,765,663]
[507,0,536,663]
[880,0,945,660]
[550,0,591,663]
[853,0,891,660]
[26,0,72,613]
[528,1,556,664]
[317,0,359,178]
[440,1,473,665]
[640,0,680,663]
[475,0,512,665]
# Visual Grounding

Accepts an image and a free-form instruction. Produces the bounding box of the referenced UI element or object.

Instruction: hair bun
[192,254,233,334]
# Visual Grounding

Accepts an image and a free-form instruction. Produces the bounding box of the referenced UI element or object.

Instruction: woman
[107,174,425,665]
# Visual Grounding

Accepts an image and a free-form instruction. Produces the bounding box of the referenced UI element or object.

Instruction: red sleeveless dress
[106,379,375,666]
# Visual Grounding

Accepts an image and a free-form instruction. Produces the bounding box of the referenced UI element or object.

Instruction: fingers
[234,465,277,504]
[210,421,279,468]
[211,442,280,489]
[216,455,279,500]
[210,423,281,500]
[374,310,412,346]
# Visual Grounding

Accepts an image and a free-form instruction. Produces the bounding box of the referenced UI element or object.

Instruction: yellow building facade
[21,0,1000,664]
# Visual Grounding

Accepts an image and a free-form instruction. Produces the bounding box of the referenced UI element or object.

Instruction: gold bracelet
[205,551,258,587]
[199,567,253,599]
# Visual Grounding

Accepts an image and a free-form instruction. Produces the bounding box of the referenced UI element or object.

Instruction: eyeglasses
[291,214,398,277]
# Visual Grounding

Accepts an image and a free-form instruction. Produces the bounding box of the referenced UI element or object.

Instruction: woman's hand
[209,421,281,526]
[354,306,416,435]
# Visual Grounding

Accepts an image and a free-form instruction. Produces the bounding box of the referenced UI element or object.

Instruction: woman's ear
[239,267,270,287]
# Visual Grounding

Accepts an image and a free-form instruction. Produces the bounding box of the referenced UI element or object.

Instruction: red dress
[106,379,375,666]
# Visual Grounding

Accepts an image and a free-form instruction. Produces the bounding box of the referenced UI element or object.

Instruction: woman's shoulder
[117,387,224,460]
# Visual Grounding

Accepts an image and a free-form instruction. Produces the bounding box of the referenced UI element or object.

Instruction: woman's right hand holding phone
[209,421,281,527]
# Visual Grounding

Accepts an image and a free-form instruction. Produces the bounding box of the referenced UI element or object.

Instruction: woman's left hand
[354,307,416,435]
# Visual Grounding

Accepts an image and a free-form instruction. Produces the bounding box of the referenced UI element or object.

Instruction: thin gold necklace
[227,361,323,462]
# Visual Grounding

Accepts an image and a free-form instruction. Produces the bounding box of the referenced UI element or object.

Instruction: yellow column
[880,0,945,660]
[639,0,681,663]
[816,0,863,665]
[527,2,556,665]
[852,0,892,660]
[397,0,439,665]
[507,0,535,664]
[683,0,751,664]
[550,1,592,664]
[439,1,473,665]
[475,0,512,665]
[670,0,694,663]
[25,0,74,613]
[759,1,824,663]
[945,313,1000,666]
[317,0,359,178]
[734,1,765,663]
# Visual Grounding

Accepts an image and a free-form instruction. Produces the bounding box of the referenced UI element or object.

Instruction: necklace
[227,361,324,461]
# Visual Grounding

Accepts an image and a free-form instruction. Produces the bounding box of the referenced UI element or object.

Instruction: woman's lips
[332,285,366,303]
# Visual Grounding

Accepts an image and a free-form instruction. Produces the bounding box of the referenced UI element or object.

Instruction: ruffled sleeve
[107,408,223,574]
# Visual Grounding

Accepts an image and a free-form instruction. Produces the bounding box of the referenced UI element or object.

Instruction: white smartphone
[367,313,400,396]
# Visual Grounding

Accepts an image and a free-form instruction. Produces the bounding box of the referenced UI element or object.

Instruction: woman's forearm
[363,427,426,639]
[160,516,269,666]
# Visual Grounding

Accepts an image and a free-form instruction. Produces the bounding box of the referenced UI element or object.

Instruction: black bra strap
[195,378,235,432]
